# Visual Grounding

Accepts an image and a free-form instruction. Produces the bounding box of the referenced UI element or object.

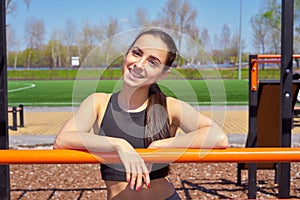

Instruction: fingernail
[147,183,150,188]
[136,186,141,192]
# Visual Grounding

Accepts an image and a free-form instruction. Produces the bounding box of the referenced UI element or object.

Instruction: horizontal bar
[257,54,300,59]
[1,148,300,164]
[254,59,281,64]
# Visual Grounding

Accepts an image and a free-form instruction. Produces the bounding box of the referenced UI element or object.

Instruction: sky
[6,0,263,53]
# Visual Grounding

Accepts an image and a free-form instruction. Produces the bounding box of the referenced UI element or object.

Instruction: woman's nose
[134,57,147,68]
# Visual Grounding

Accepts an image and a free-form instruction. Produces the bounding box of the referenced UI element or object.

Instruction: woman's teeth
[130,69,143,79]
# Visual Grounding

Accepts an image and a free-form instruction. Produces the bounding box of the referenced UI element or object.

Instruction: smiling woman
[53,28,228,200]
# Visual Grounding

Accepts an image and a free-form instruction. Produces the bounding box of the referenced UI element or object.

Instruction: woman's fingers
[135,163,143,192]
[123,162,131,184]
[128,159,150,191]
[142,163,151,188]
[117,144,151,191]
[129,162,137,190]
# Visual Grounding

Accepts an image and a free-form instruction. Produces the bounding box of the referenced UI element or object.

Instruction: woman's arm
[148,98,228,149]
[53,93,150,191]
[54,93,131,152]
[53,93,113,151]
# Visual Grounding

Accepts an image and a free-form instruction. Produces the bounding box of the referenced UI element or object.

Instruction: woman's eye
[132,50,141,57]
[148,59,159,66]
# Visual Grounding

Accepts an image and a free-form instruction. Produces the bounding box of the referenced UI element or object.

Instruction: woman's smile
[129,68,144,79]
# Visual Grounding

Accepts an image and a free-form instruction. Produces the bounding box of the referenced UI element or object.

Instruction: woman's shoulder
[166,97,181,114]
[83,92,112,107]
[166,96,194,114]
[166,96,186,107]
[93,92,112,99]
[166,96,179,105]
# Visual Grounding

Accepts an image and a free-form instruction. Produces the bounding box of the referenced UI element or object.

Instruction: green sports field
[7,79,248,106]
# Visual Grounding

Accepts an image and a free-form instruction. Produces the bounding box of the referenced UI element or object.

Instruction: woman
[54,28,228,200]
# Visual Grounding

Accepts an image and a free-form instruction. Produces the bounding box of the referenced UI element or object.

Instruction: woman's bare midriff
[105,177,175,200]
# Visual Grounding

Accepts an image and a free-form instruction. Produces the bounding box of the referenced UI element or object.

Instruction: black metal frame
[0,0,10,199]
[245,54,258,198]
[8,104,24,131]
[247,55,258,199]
[278,0,294,198]
[244,76,300,198]
[243,1,295,198]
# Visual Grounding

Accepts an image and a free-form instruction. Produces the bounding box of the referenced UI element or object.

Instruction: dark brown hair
[128,29,178,146]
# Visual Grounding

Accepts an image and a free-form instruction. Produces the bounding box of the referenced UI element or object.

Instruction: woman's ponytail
[144,83,170,146]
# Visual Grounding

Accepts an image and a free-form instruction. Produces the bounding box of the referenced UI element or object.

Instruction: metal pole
[278,0,294,198]
[238,0,243,79]
[0,0,10,199]
[0,148,299,164]
[247,54,258,199]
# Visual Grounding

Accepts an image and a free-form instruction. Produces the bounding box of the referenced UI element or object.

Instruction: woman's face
[122,34,169,88]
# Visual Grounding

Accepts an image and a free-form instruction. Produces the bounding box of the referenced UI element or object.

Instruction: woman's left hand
[115,139,151,191]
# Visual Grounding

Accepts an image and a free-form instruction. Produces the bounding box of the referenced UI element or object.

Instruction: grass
[7,79,249,106]
[8,68,282,80]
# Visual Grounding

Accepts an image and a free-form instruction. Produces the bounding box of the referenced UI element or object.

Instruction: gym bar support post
[0,0,10,199]
[247,54,258,199]
[278,0,294,198]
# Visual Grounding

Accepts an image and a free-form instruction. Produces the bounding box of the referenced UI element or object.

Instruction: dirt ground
[7,107,300,199]
[9,161,300,199]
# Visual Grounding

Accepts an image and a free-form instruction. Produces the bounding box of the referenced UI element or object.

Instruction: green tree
[250,0,281,55]
[263,2,281,54]
[250,13,269,54]
[24,17,45,68]
[103,17,121,66]
[6,0,31,69]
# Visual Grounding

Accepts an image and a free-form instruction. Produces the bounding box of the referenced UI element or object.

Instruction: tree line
[5,0,300,69]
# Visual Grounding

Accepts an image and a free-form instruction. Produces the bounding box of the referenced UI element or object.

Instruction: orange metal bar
[250,54,300,91]
[257,54,300,59]
[258,54,281,59]
[251,59,258,91]
[255,59,281,64]
[1,148,300,164]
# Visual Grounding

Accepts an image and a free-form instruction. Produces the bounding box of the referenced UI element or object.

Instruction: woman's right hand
[115,139,151,192]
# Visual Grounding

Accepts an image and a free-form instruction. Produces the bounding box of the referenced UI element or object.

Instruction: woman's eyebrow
[132,46,162,64]
[132,46,143,53]
[149,55,162,64]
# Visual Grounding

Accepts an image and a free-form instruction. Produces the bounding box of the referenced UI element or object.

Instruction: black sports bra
[98,92,169,181]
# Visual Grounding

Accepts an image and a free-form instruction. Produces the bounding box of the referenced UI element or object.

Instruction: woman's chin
[124,79,154,89]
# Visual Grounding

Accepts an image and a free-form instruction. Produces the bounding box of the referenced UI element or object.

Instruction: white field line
[8,83,36,93]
